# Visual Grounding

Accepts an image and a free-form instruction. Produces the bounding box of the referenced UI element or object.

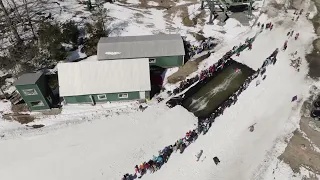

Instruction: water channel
[182,61,255,118]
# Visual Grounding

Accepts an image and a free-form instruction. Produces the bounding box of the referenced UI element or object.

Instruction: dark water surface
[182,62,254,117]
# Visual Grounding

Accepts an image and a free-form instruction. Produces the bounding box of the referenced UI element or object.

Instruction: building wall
[15,84,50,111]
[64,91,145,104]
[149,55,184,68]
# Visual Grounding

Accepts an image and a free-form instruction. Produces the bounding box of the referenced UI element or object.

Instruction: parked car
[314,100,320,108]
[310,109,320,119]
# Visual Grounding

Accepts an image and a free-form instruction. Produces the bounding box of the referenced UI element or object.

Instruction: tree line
[0,0,110,75]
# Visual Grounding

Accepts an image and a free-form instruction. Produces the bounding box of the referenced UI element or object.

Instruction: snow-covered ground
[0,0,320,179]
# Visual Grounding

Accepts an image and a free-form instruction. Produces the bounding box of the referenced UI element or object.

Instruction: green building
[14,72,53,111]
[97,34,186,68]
[58,58,151,104]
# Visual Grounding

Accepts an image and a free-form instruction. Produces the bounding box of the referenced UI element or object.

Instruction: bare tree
[0,0,22,43]
[22,0,36,39]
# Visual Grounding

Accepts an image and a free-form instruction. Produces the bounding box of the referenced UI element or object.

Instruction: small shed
[15,72,53,111]
[58,58,151,104]
[97,34,185,68]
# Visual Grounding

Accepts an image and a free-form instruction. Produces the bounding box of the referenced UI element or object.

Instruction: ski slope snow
[0,0,319,179]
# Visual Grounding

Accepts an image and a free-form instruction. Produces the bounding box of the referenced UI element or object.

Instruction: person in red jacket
[295,33,299,40]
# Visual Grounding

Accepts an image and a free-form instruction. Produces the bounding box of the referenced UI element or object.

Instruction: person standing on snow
[296,16,300,21]
[135,165,141,178]
[283,40,288,50]
[300,9,304,15]
[290,30,294,37]
[295,33,299,40]
[195,150,204,161]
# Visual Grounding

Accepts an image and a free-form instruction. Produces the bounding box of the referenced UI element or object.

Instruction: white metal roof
[97,34,185,60]
[57,58,151,97]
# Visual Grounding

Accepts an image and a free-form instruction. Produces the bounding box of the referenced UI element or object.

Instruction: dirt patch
[193,11,206,26]
[11,103,29,112]
[3,113,35,124]
[179,6,194,27]
[167,52,211,84]
[279,99,320,176]
[138,0,175,9]
[189,31,206,41]
[279,129,320,174]
[41,108,62,116]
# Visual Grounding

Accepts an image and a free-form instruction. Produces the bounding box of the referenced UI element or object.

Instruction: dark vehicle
[314,100,320,108]
[310,109,320,118]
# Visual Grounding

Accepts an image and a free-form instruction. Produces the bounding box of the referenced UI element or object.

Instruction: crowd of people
[121,127,200,180]
[257,21,274,31]
[121,15,306,179]
[196,47,279,136]
[168,35,256,100]
[122,9,309,179]
[122,47,280,180]
[186,37,216,58]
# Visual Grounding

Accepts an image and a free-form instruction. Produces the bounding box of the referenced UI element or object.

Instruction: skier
[295,33,299,40]
[248,43,252,50]
[195,150,204,161]
[236,52,240,56]
[296,16,299,21]
[257,22,260,27]
[283,40,288,50]
[290,30,294,37]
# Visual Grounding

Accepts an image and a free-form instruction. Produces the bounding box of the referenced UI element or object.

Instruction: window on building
[118,93,128,99]
[22,89,38,96]
[97,94,107,100]
[149,58,156,63]
[30,101,44,107]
